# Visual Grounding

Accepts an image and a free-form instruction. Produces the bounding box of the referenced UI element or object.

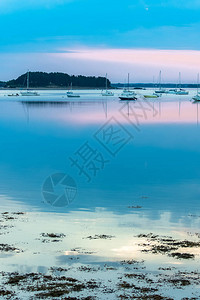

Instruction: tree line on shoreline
[0,72,111,88]
[0,72,199,89]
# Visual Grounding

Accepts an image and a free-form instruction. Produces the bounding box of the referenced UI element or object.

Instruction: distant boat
[165,89,177,94]
[119,74,137,100]
[193,95,200,101]
[119,89,137,100]
[66,83,80,98]
[102,73,114,96]
[155,71,166,94]
[144,93,160,99]
[8,93,19,97]
[175,73,189,95]
[176,89,189,95]
[193,73,200,101]
[20,71,40,96]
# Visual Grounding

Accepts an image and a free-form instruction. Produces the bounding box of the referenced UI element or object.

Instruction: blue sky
[0,0,200,82]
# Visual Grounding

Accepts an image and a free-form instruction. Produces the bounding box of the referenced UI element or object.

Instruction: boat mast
[105,73,107,91]
[179,72,181,89]
[197,73,199,94]
[128,73,129,91]
[159,70,161,90]
[27,70,29,91]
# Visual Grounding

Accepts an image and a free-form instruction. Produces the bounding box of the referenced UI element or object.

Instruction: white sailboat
[193,73,200,101]
[101,74,114,96]
[155,71,166,94]
[175,72,189,95]
[66,82,80,98]
[20,71,40,96]
[119,74,137,100]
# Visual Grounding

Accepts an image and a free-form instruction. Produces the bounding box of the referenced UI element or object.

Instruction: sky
[0,0,200,82]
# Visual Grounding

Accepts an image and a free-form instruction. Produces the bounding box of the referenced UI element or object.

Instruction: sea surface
[0,88,200,299]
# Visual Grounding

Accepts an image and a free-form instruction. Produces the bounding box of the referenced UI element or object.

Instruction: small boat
[20,71,40,96]
[155,71,166,94]
[102,90,114,96]
[193,73,200,101]
[144,93,160,98]
[21,91,40,96]
[175,73,189,95]
[101,73,114,96]
[165,89,177,94]
[119,89,137,100]
[155,89,166,94]
[67,92,80,98]
[119,74,137,101]
[8,93,19,97]
[176,89,189,95]
[66,83,80,98]
[193,94,200,101]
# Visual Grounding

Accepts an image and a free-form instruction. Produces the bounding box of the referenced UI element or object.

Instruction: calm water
[0,89,200,299]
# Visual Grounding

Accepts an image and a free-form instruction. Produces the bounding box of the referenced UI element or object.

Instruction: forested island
[2,72,111,89]
[1,72,199,89]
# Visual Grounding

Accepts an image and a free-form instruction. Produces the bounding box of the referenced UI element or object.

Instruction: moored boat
[155,71,166,94]
[119,90,137,100]
[119,74,137,100]
[66,83,80,98]
[20,71,40,96]
[101,73,114,96]
[175,73,189,95]
[8,93,20,97]
[165,89,177,94]
[21,91,40,96]
[144,93,160,98]
[193,73,200,101]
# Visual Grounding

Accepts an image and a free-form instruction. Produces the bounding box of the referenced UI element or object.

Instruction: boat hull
[67,95,80,98]
[193,95,200,101]
[144,95,158,98]
[102,93,114,96]
[119,97,137,101]
[176,92,189,95]
[20,92,39,96]
[155,90,165,94]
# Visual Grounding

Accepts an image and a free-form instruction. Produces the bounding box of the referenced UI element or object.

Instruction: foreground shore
[0,211,200,299]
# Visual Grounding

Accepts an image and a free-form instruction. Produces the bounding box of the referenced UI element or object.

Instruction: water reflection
[1,93,200,295]
[18,97,200,126]
[0,94,200,220]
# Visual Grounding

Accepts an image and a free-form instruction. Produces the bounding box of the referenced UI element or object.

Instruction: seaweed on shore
[41,233,66,238]
[169,252,195,260]
[120,259,144,265]
[85,234,115,240]
[39,232,66,243]
[137,233,199,259]
[0,243,22,253]
[1,271,101,298]
[0,288,15,299]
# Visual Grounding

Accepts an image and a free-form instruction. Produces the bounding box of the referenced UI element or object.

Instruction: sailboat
[193,73,200,101]
[20,71,40,96]
[155,71,166,94]
[175,73,189,95]
[66,82,80,98]
[101,74,114,96]
[119,74,137,100]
